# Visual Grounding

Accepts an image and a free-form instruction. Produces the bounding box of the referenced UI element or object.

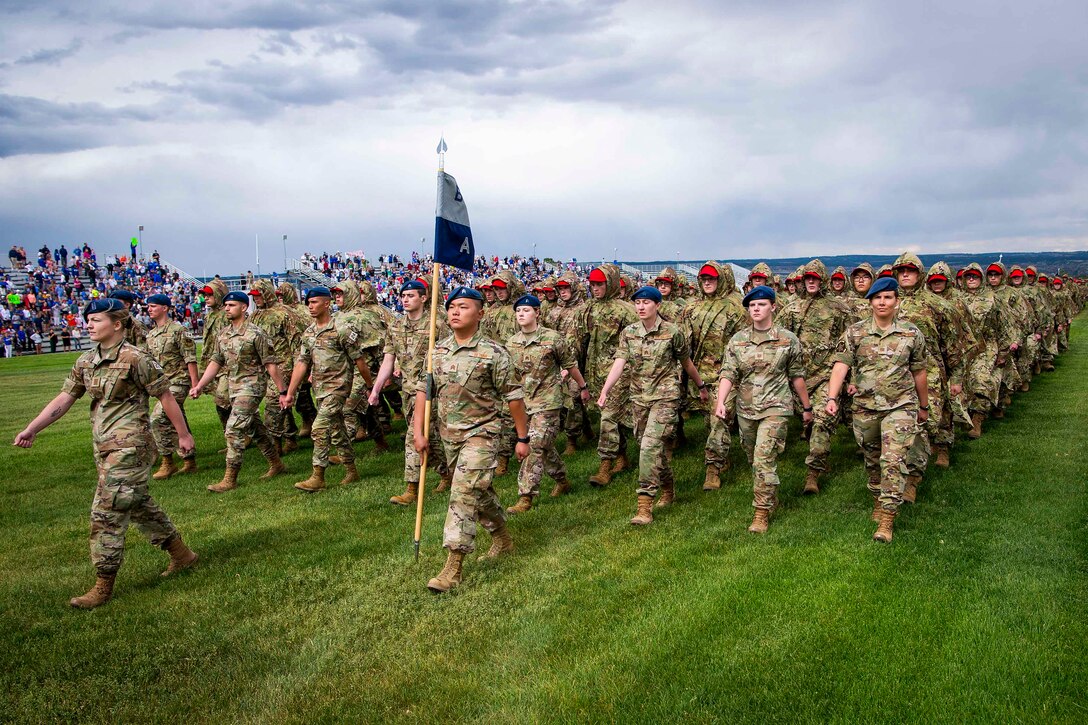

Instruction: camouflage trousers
[596,375,632,460]
[343,375,369,440]
[90,446,178,575]
[225,395,277,468]
[853,406,917,513]
[905,361,944,477]
[214,373,232,429]
[967,348,1000,414]
[312,394,354,468]
[295,380,317,425]
[402,391,447,485]
[442,435,505,554]
[691,390,733,469]
[496,408,516,460]
[632,400,678,499]
[1021,335,1041,375]
[804,380,840,472]
[151,384,195,459]
[517,409,566,497]
[562,377,588,441]
[738,414,788,511]
[1040,331,1057,363]
[998,356,1021,404]
[262,377,290,440]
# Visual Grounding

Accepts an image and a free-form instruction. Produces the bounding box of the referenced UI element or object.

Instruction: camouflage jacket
[894,254,965,386]
[62,341,172,452]
[383,311,450,396]
[482,270,524,345]
[250,280,301,369]
[655,266,687,322]
[833,318,927,411]
[547,271,589,366]
[199,278,230,368]
[124,317,149,351]
[506,326,577,414]
[680,260,745,399]
[427,329,524,444]
[145,320,197,386]
[584,264,637,391]
[333,280,385,371]
[617,316,689,405]
[211,321,280,399]
[299,317,365,400]
[777,259,850,388]
[962,270,1013,361]
[720,325,805,420]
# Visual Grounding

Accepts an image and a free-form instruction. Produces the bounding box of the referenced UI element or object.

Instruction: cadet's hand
[515,441,530,461]
[1034,333,1042,341]
[392,369,401,380]
[178,433,195,456]
[560,369,569,380]
[715,402,726,419]
[279,393,294,410]
[13,429,36,448]
[918,408,929,423]
[698,386,709,403]
[579,388,590,404]
[413,432,428,454]
[825,399,839,417]
[1009,342,1019,352]
[802,410,814,425]
[189,385,202,399]
[367,389,380,406]
[847,384,857,396]
[950,384,962,396]
[596,392,607,408]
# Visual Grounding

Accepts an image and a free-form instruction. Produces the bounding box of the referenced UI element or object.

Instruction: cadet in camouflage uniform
[108,289,150,351]
[481,270,525,474]
[847,263,875,322]
[145,293,198,479]
[415,286,529,594]
[826,277,929,544]
[332,280,387,451]
[277,281,318,437]
[360,280,399,437]
[15,298,198,609]
[282,287,372,492]
[370,279,452,506]
[599,286,708,526]
[191,291,286,492]
[584,264,637,487]
[681,261,747,491]
[829,266,849,298]
[654,267,688,322]
[199,280,232,430]
[1022,266,1054,374]
[505,293,590,513]
[985,262,1025,415]
[778,259,850,493]
[717,285,811,533]
[551,271,593,454]
[960,264,1012,438]
[1006,267,1042,390]
[249,279,301,455]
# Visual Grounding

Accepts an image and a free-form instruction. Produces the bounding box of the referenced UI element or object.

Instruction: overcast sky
[1,1,1086,273]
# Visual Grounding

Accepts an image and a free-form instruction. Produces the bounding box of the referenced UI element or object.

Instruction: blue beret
[304,286,332,302]
[513,294,541,308]
[146,293,171,306]
[83,298,125,319]
[742,285,776,307]
[866,277,899,299]
[400,279,427,295]
[445,286,484,309]
[108,289,139,303]
[223,291,250,305]
[631,286,663,303]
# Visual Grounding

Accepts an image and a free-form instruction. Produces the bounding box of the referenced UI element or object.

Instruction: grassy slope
[0,320,1085,723]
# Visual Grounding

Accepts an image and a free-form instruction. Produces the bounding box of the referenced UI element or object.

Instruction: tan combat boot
[1020,381,1030,393]
[563,439,578,456]
[427,550,465,593]
[282,438,299,454]
[495,456,509,476]
[1043,362,1055,372]
[298,421,312,438]
[747,508,770,534]
[873,510,896,543]
[588,459,613,488]
[550,477,571,497]
[390,482,417,506]
[871,494,883,522]
[654,482,675,509]
[433,472,452,493]
[629,494,654,525]
[328,455,344,465]
[992,407,1005,419]
[161,536,199,576]
[478,525,514,560]
[152,454,177,480]
[294,465,326,492]
[506,495,534,514]
[903,475,921,504]
[353,428,369,442]
[372,433,390,454]
[968,412,984,439]
[340,462,360,485]
[702,465,721,491]
[803,468,821,495]
[70,574,116,609]
[207,466,240,493]
[180,457,198,474]
[260,456,286,480]
[934,446,950,468]
[612,452,630,475]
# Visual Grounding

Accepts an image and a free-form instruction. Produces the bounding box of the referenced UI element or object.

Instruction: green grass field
[2,319,1086,723]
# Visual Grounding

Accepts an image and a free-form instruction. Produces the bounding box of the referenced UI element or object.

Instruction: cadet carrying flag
[433,171,474,271]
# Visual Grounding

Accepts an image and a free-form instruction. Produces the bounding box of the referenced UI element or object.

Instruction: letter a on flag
[434,171,474,271]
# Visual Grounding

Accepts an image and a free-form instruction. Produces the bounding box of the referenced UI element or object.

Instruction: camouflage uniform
[1023,267,1055,368]
[720,325,805,511]
[680,261,745,471]
[481,270,525,461]
[846,263,876,323]
[298,316,365,468]
[1005,266,1039,388]
[987,262,1026,406]
[360,281,397,435]
[383,304,450,486]
[200,279,232,427]
[778,259,850,474]
[427,330,524,554]
[124,316,149,351]
[618,316,689,499]
[961,263,1011,415]
[62,341,180,575]
[926,261,979,449]
[277,282,318,433]
[249,279,299,444]
[212,321,281,469]
[146,319,197,462]
[550,271,592,445]
[585,264,637,460]
[655,266,688,322]
[833,318,927,513]
[507,326,576,497]
[334,280,385,441]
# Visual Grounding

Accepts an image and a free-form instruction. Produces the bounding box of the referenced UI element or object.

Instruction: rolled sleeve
[908,331,927,373]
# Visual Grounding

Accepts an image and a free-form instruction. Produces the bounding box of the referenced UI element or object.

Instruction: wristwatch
[516,436,530,444]
[920,404,929,410]
[280,389,288,396]
[698,382,709,390]
[803,406,813,412]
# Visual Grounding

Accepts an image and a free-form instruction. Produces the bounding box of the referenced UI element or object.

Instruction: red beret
[588,269,607,283]
[928,274,948,283]
[699,264,719,278]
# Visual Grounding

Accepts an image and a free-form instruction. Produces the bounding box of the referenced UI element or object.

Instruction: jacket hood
[1006,265,1025,286]
[697,260,736,299]
[252,278,280,307]
[988,261,1007,278]
[336,279,362,311]
[277,282,300,305]
[205,278,228,307]
[802,259,830,295]
[490,269,525,300]
[556,270,585,307]
[1025,264,1039,284]
[358,280,378,305]
[893,252,926,295]
[849,262,876,298]
[926,261,955,298]
[830,265,849,295]
[655,266,680,288]
[596,263,623,300]
[749,262,774,282]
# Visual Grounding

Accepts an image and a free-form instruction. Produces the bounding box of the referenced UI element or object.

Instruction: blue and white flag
[433,171,474,271]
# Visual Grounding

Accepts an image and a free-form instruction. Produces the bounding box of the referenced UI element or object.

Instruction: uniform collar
[450,329,484,351]
[512,327,541,344]
[636,316,663,336]
[92,340,124,365]
[748,324,781,343]
[867,317,904,336]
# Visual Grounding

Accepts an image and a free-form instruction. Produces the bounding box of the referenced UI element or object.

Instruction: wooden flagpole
[413,257,442,561]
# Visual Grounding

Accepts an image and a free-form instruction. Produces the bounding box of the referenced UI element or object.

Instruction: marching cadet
[415,286,530,594]
[199,280,233,431]
[654,267,688,321]
[360,280,399,438]
[926,261,979,466]
[584,264,637,487]
[15,298,198,609]
[277,282,318,437]
[825,277,929,543]
[331,280,387,451]
[985,262,1025,416]
[249,279,301,455]
[145,293,199,479]
[1022,266,1054,376]
[960,264,1012,438]
[281,287,373,492]
[681,261,745,491]
[778,259,849,494]
[716,285,811,533]
[505,293,590,512]
[1006,267,1043,391]
[551,271,593,455]
[847,263,875,322]
[370,279,452,506]
[829,266,849,298]
[107,289,149,350]
[598,286,708,526]
[481,270,525,475]
[191,291,287,492]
